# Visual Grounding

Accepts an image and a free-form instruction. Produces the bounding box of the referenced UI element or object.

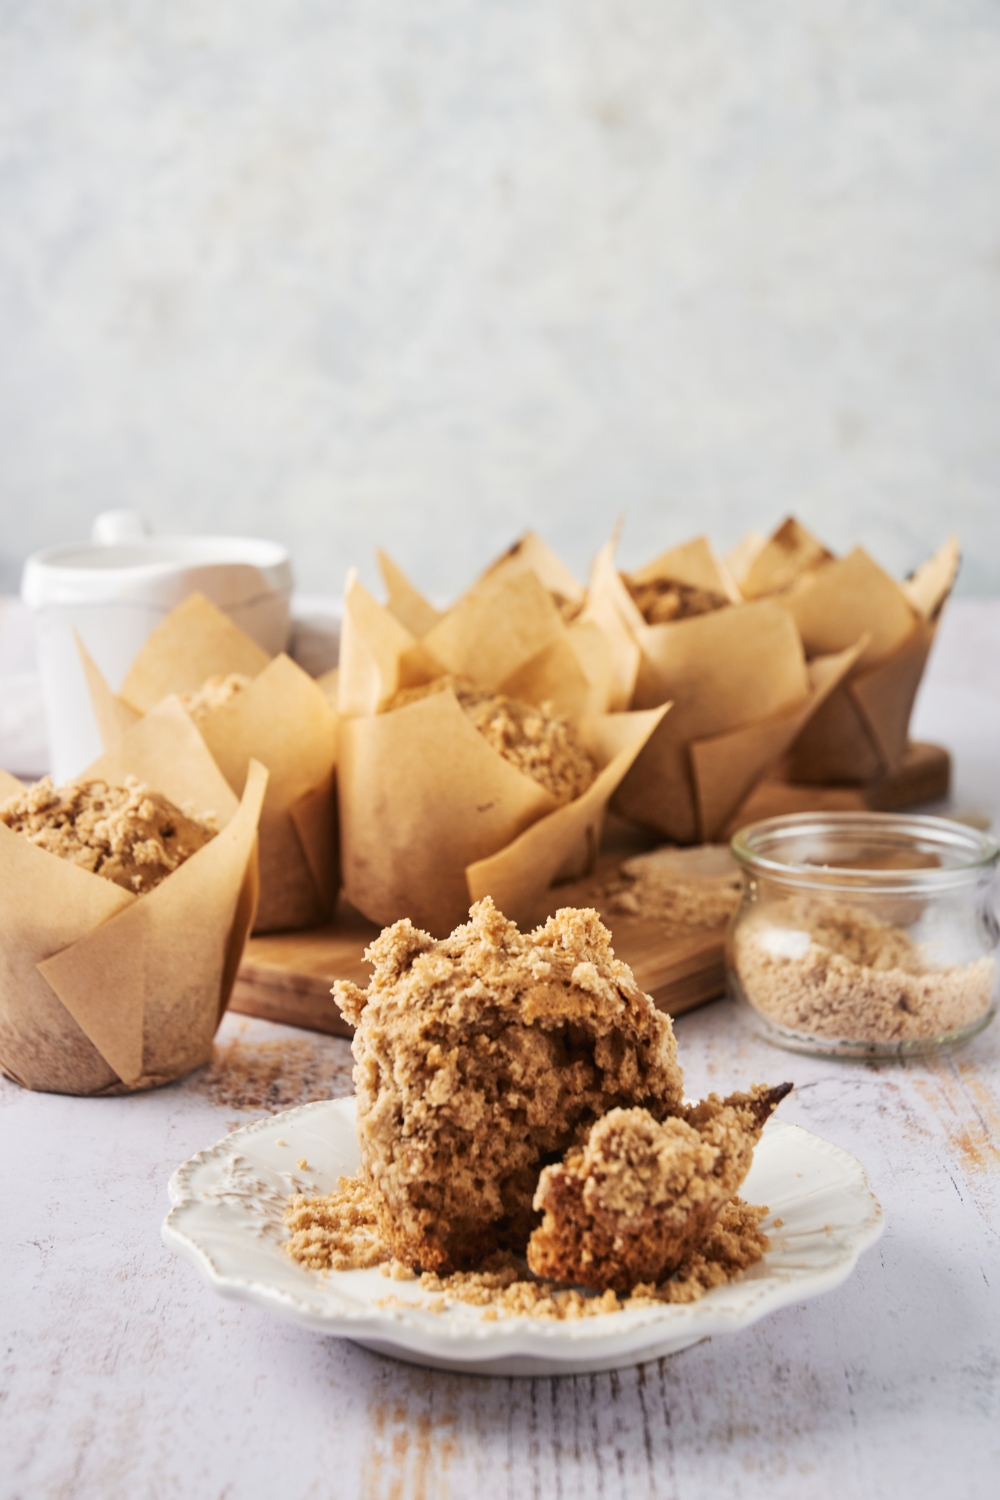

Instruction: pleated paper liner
[585,535,865,842]
[0,709,266,1095]
[728,522,960,785]
[336,570,669,937]
[78,591,339,932]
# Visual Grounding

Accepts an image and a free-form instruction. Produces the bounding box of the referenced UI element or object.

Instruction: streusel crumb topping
[385,676,595,805]
[0,776,216,893]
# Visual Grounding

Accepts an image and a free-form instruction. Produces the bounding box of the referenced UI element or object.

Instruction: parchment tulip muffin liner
[0,704,266,1096]
[585,534,863,843]
[336,565,667,936]
[728,519,960,784]
[80,591,338,932]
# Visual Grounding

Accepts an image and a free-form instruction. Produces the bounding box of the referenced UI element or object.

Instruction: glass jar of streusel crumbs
[726,813,1000,1059]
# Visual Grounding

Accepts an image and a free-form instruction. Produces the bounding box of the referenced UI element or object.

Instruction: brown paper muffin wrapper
[0,707,266,1096]
[612,642,863,842]
[376,534,618,717]
[337,574,668,935]
[729,517,834,601]
[586,537,862,841]
[80,592,339,932]
[728,524,960,783]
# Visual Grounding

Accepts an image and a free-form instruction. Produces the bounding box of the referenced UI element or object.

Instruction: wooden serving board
[230,741,951,1038]
[230,869,730,1038]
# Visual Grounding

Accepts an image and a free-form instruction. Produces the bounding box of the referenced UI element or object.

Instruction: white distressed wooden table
[3,602,1000,1500]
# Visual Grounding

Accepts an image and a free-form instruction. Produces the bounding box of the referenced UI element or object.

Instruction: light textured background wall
[1,0,998,600]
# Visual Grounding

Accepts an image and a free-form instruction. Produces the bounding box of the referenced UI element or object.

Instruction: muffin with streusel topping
[335,896,684,1273]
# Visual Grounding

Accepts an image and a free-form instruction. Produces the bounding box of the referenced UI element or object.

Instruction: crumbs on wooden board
[600,849,742,934]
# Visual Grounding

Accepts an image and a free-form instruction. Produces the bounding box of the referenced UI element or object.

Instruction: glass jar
[727,812,1000,1058]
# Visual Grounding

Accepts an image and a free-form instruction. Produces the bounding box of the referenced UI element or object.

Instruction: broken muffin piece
[526,1083,792,1291]
[335,896,685,1273]
[384,676,595,806]
[0,776,217,894]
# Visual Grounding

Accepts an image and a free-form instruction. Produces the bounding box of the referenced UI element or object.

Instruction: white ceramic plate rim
[163,1097,883,1371]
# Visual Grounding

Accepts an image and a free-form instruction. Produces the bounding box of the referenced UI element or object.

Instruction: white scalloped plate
[162,1097,883,1376]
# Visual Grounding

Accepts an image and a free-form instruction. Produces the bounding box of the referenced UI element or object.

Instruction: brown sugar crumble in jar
[622,575,730,626]
[733,896,996,1043]
[526,1085,790,1291]
[384,676,595,804]
[0,776,217,893]
[178,672,253,721]
[334,897,685,1273]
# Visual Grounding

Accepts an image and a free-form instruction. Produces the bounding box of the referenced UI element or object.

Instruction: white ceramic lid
[22,535,293,608]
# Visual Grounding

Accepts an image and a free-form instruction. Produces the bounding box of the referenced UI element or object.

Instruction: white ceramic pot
[22,514,293,782]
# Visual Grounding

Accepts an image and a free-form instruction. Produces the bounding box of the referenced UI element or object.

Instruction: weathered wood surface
[1,604,998,1499]
[2,1003,998,1498]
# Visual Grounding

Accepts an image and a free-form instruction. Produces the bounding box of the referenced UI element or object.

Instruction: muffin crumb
[602,847,742,934]
[285,1171,385,1271]
[286,1183,770,1316]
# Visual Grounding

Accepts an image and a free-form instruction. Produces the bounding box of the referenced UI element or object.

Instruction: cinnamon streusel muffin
[0,776,217,894]
[526,1083,791,1291]
[385,677,595,805]
[335,897,684,1272]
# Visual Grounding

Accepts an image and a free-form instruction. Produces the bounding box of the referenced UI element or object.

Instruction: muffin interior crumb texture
[622,575,730,626]
[178,672,253,721]
[0,776,217,893]
[335,897,685,1272]
[733,896,996,1042]
[384,676,595,805]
